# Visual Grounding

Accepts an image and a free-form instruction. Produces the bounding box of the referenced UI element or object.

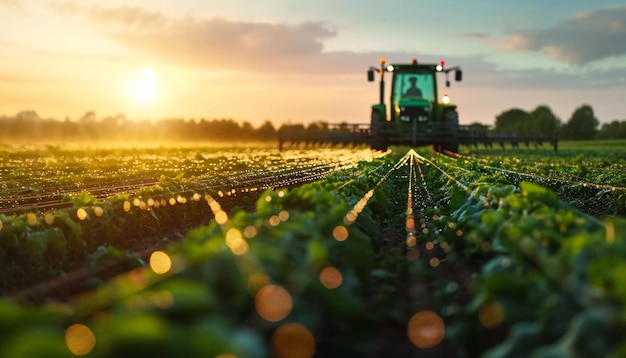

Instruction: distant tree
[561,104,599,140]
[493,108,528,133]
[527,105,560,136]
[336,122,350,132]
[306,121,329,134]
[79,111,97,123]
[79,111,99,139]
[257,120,277,140]
[241,121,254,139]
[596,119,626,139]
[14,110,43,139]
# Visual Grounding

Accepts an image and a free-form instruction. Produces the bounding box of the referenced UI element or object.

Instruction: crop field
[1,141,626,357]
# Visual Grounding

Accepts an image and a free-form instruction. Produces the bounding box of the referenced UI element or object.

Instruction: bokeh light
[278,210,290,221]
[215,211,228,225]
[319,267,343,289]
[65,323,96,356]
[343,210,358,225]
[226,228,242,244]
[406,235,417,247]
[269,215,281,226]
[93,206,104,217]
[332,225,349,241]
[270,323,315,358]
[429,257,440,267]
[255,284,293,322]
[243,225,257,239]
[123,200,131,212]
[406,216,415,232]
[226,233,249,256]
[77,208,88,221]
[407,310,445,348]
[26,212,38,226]
[149,251,172,274]
[479,301,504,328]
[44,213,55,225]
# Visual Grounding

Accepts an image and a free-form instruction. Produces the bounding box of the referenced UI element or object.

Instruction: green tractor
[277,57,556,152]
[367,57,463,152]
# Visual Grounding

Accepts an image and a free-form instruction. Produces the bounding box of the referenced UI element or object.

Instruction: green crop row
[0,158,404,357]
[0,179,260,293]
[1,147,625,357]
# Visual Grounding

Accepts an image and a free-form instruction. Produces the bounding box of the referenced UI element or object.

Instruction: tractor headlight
[442,94,450,104]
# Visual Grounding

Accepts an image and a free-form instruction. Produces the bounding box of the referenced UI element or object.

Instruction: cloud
[0,0,20,7]
[48,2,338,73]
[488,5,626,65]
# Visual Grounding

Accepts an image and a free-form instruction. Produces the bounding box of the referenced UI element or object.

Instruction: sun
[125,67,158,105]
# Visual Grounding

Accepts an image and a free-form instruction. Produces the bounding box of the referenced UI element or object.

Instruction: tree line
[1,105,624,144]
[490,104,626,140]
[0,111,365,144]
[0,111,280,143]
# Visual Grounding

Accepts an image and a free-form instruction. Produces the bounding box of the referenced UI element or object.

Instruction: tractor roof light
[442,94,450,104]
[412,58,418,65]
[386,65,395,72]
[436,60,445,72]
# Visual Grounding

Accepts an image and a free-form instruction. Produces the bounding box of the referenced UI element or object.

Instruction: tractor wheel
[370,110,388,151]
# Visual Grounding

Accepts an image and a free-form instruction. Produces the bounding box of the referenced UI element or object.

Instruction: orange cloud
[49,2,338,73]
[464,5,626,65]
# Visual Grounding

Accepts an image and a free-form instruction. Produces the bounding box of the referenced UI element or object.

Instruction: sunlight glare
[125,67,158,105]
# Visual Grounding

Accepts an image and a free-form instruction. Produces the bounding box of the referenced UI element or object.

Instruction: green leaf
[23,231,48,263]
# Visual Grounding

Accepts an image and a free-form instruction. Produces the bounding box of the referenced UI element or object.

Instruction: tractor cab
[392,70,436,124]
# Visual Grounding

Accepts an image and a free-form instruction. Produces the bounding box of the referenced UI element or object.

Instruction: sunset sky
[1,0,625,127]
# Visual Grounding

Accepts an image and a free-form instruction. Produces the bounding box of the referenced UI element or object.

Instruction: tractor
[368,57,463,152]
[277,57,557,152]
